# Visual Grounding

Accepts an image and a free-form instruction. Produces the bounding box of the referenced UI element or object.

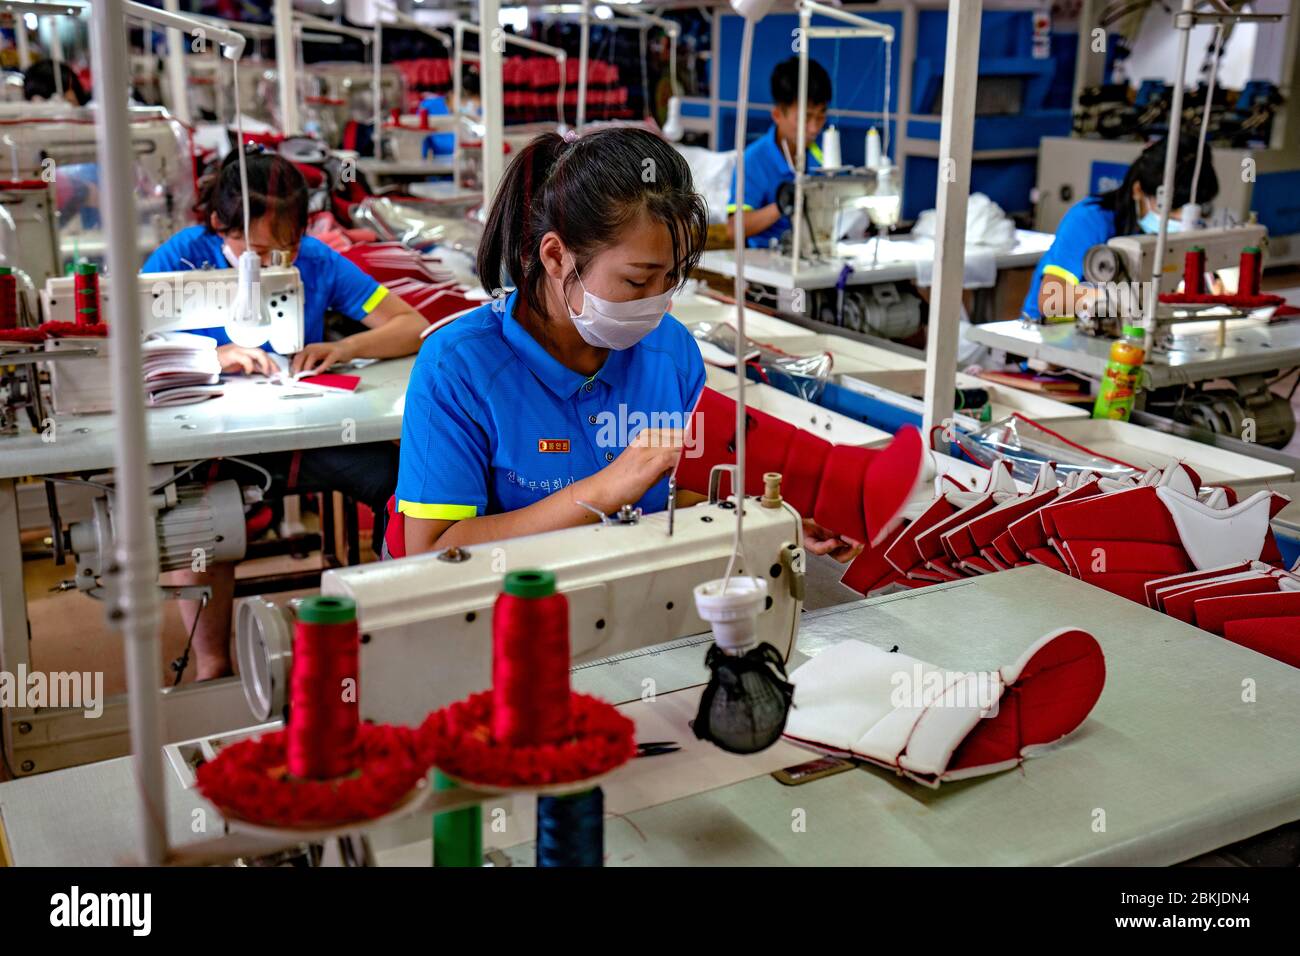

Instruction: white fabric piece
[1156,487,1274,571]
[912,193,1016,249]
[786,628,1094,788]
[1157,462,1198,498]
[674,145,736,225]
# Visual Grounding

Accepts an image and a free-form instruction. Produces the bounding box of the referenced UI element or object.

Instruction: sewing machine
[40,265,306,355]
[0,104,193,274]
[1077,222,1271,337]
[789,167,902,263]
[234,489,807,727]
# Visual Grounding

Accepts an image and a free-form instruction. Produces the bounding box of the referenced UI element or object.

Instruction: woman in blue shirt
[397,128,711,554]
[143,149,425,679]
[1024,134,1219,321]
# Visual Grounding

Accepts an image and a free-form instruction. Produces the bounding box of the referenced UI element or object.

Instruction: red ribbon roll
[1184,247,1205,296]
[1239,247,1262,297]
[491,572,571,747]
[287,599,360,780]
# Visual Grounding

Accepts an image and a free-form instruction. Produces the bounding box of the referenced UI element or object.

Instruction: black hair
[194,148,310,248]
[1097,134,1219,236]
[462,64,480,98]
[771,57,831,109]
[23,60,89,106]
[477,127,708,320]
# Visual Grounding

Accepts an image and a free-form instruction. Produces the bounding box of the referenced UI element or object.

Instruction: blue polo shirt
[396,291,706,520]
[140,225,390,348]
[727,125,823,249]
[1022,197,1118,321]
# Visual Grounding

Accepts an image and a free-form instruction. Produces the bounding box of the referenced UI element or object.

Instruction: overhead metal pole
[163,0,191,124]
[275,0,299,134]
[481,0,505,204]
[89,0,167,867]
[576,0,589,130]
[921,0,982,440]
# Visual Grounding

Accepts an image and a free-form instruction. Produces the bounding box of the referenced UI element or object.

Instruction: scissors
[636,740,681,758]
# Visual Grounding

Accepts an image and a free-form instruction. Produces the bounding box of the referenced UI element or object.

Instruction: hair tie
[562,127,579,144]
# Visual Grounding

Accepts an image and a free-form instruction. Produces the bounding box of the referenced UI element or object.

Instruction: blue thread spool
[536,787,604,867]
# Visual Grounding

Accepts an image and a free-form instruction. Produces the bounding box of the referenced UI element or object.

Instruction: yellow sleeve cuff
[726,203,755,213]
[1042,265,1080,285]
[397,501,479,520]
[362,285,390,314]
[809,142,824,163]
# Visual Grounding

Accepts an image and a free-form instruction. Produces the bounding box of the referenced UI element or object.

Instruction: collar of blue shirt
[499,289,632,399]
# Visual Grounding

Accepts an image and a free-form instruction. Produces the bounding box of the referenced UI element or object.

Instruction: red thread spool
[1183,247,1206,295]
[74,262,100,326]
[0,267,17,330]
[287,595,361,780]
[418,108,429,129]
[491,569,571,747]
[1239,246,1262,297]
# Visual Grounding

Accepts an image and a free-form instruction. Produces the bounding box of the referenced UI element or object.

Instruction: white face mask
[222,243,240,268]
[565,258,672,351]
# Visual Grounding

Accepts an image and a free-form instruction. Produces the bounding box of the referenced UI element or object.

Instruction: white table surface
[8,568,1296,866]
[700,229,1054,291]
[0,356,413,480]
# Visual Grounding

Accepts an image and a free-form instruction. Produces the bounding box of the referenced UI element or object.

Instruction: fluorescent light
[24,12,38,30]
[595,5,614,20]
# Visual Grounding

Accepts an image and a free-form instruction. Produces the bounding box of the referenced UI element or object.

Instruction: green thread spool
[432,769,482,867]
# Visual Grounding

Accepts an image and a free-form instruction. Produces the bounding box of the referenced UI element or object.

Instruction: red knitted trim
[195,723,426,829]
[416,691,637,789]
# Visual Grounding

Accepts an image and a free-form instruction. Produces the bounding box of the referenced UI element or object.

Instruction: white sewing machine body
[41,265,306,355]
[235,495,806,729]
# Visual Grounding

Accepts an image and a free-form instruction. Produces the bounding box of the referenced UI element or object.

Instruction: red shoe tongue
[863,425,924,547]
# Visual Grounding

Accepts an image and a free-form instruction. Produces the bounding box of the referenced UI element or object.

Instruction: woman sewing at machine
[1024,134,1220,322]
[393,127,863,566]
[142,148,426,680]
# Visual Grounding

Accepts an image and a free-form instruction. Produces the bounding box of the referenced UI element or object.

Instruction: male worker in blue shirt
[727,56,830,248]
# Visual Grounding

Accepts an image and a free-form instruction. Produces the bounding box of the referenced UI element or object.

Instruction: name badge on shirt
[537,438,571,453]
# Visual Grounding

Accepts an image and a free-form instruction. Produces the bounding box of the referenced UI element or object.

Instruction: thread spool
[1239,246,1262,297]
[286,595,360,780]
[1184,246,1206,295]
[73,262,99,326]
[432,769,482,867]
[536,787,604,867]
[491,569,571,747]
[865,127,882,169]
[0,267,17,330]
[821,125,841,169]
[418,108,429,129]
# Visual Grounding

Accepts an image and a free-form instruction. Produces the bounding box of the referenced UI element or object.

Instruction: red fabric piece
[1162,575,1280,624]
[675,386,737,497]
[813,445,871,544]
[840,544,911,596]
[947,628,1106,772]
[1143,562,1254,609]
[1222,618,1300,668]
[1058,539,1190,577]
[1045,487,1180,544]
[1025,546,1069,573]
[384,495,404,559]
[862,426,923,546]
[1007,480,1102,557]
[914,496,1001,566]
[945,489,1059,562]
[1192,591,1300,635]
[299,373,361,391]
[885,497,959,576]
[782,429,833,515]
